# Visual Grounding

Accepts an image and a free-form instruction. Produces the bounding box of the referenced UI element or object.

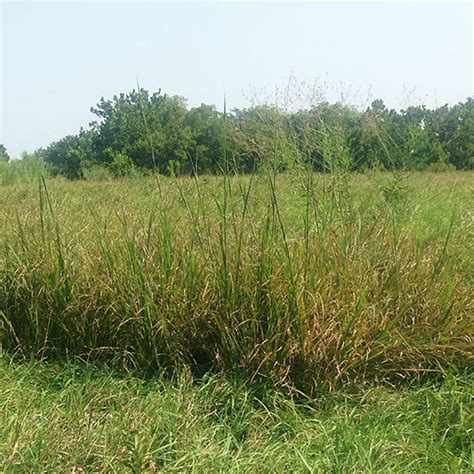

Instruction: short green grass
[0,359,472,472]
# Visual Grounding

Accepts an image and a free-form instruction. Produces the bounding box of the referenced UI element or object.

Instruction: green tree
[0,144,10,163]
[185,104,224,173]
[90,89,193,174]
[425,98,473,170]
[44,129,93,179]
[232,105,293,172]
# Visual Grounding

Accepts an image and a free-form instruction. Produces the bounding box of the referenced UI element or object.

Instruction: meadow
[0,169,473,470]
[1,169,472,388]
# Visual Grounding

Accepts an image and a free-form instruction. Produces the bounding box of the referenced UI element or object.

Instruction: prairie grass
[0,170,473,393]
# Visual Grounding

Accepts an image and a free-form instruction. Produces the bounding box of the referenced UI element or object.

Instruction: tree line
[2,89,473,178]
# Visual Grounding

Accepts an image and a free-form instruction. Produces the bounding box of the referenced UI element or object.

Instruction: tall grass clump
[0,169,472,394]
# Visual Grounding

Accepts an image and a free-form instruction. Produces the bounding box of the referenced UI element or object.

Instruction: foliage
[0,144,10,163]
[30,88,472,179]
[41,129,93,179]
[89,89,193,174]
[184,103,226,173]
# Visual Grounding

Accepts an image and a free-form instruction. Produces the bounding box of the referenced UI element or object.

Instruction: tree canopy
[0,145,10,163]
[34,89,473,178]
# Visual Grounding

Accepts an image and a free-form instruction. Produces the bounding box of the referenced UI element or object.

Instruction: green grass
[0,170,472,471]
[0,358,472,472]
[0,171,473,393]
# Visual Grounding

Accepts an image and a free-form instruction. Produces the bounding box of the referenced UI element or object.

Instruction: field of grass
[1,359,472,472]
[0,170,473,470]
[0,170,473,392]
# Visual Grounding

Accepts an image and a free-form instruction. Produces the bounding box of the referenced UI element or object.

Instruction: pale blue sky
[1,1,472,158]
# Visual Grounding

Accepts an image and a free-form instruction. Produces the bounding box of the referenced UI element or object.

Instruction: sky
[1,1,473,158]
